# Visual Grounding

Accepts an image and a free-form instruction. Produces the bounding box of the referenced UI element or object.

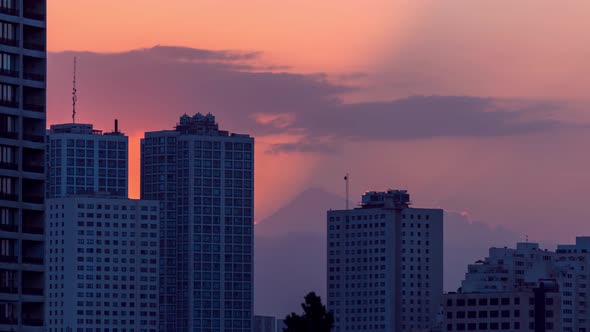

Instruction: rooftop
[49,120,124,136]
[360,189,411,209]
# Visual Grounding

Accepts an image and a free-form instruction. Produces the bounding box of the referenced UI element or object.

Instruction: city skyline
[23,1,590,330]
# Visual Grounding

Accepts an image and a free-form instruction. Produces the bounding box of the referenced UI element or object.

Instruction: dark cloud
[48,46,572,154]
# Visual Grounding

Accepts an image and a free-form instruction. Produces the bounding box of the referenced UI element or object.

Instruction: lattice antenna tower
[72,57,77,123]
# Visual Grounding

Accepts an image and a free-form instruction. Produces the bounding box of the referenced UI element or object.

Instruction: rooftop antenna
[72,57,77,124]
[344,173,349,210]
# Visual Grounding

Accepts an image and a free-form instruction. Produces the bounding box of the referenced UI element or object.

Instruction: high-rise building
[46,121,128,198]
[0,0,46,330]
[327,190,444,332]
[45,196,159,332]
[141,113,254,332]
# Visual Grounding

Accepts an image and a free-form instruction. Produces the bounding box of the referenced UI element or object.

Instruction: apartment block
[327,190,443,332]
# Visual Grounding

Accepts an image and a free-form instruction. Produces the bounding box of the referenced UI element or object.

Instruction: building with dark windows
[141,113,254,332]
[0,0,46,330]
[46,121,128,198]
[327,190,444,332]
[443,281,561,332]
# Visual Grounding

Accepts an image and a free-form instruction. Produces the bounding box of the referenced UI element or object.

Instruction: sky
[47,1,590,254]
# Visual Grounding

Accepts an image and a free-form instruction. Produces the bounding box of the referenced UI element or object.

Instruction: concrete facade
[443,282,560,332]
[46,122,128,198]
[141,113,254,332]
[45,196,159,332]
[327,190,443,332]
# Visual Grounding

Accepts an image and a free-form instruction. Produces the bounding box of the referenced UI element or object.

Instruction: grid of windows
[443,292,560,332]
[0,1,47,328]
[46,125,128,198]
[327,200,443,332]
[45,198,159,332]
[141,115,254,332]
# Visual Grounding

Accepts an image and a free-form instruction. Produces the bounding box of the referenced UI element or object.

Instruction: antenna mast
[72,57,77,124]
[344,173,349,210]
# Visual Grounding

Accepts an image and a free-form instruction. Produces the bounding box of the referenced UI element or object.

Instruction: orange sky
[48,1,424,72]
[47,1,590,231]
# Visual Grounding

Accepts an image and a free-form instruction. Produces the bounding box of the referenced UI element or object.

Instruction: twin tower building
[45,114,254,332]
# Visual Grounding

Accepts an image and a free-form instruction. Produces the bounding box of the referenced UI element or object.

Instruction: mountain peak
[255,187,351,237]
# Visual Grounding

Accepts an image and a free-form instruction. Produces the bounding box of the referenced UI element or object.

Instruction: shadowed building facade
[141,113,254,332]
[0,0,46,330]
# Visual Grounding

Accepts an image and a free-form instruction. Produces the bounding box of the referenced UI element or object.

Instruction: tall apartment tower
[327,190,443,332]
[141,113,254,332]
[46,121,128,198]
[0,0,46,330]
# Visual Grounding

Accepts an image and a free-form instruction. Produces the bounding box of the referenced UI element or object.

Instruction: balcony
[0,255,17,263]
[22,226,42,235]
[23,103,44,113]
[0,7,17,17]
[22,287,42,296]
[0,162,17,171]
[22,256,42,265]
[0,38,17,47]
[22,164,43,173]
[0,69,18,78]
[23,11,44,21]
[22,195,42,204]
[22,134,43,143]
[0,224,17,232]
[22,318,43,327]
[0,285,17,294]
[23,42,44,52]
[0,100,18,109]
[23,72,45,82]
[0,193,17,202]
[0,1,17,16]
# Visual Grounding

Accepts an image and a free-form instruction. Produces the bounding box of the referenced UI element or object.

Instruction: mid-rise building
[141,113,254,332]
[450,238,590,332]
[46,121,127,198]
[443,281,561,332]
[45,196,159,332]
[0,0,47,329]
[327,190,444,332]
[461,243,555,293]
[555,237,590,332]
[254,315,275,332]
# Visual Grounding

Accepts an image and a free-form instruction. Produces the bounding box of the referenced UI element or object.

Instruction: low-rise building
[444,281,560,332]
[254,315,276,332]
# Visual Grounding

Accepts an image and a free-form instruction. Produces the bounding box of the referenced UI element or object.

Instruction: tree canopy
[283,292,334,332]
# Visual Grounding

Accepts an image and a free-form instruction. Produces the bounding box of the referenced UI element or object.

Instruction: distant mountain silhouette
[256,187,352,237]
[254,188,524,319]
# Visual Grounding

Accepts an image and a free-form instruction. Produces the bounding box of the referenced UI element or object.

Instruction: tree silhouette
[283,292,334,332]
